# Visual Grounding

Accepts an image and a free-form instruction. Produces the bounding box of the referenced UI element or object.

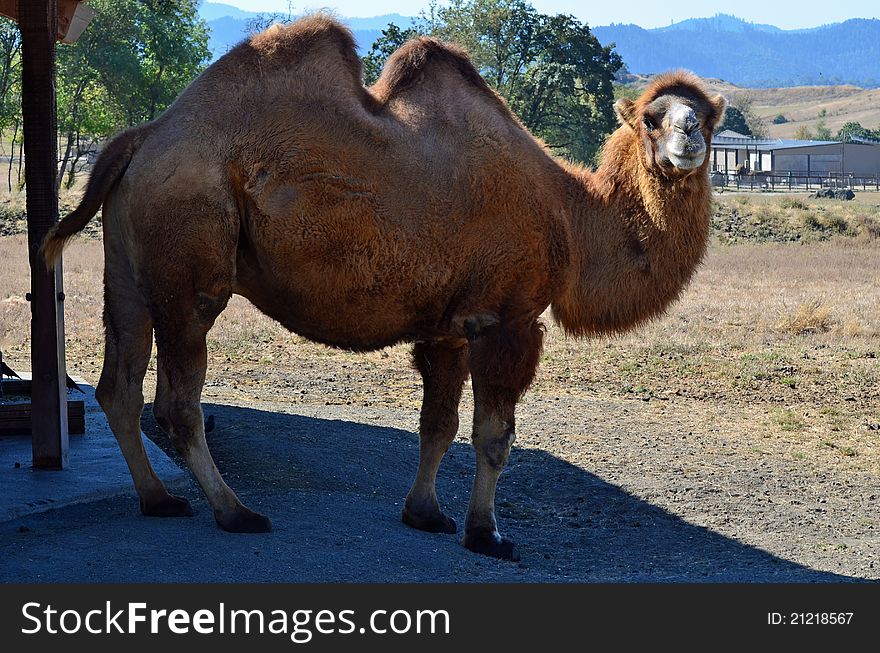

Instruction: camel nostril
[675,121,698,136]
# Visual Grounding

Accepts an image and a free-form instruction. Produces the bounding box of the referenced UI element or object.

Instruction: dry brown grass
[776,298,834,335]
[2,231,878,474]
[713,193,880,244]
[699,81,880,139]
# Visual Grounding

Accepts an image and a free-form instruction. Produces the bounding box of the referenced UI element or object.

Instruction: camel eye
[643,116,655,132]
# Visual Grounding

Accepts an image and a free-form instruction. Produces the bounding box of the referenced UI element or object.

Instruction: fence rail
[711,170,880,192]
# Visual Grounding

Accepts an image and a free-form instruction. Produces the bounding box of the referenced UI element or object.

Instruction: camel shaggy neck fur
[42,16,725,561]
[553,101,716,336]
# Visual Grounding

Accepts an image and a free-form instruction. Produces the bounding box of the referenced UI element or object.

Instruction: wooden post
[20,0,68,469]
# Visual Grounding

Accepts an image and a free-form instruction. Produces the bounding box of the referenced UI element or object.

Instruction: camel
[42,16,725,561]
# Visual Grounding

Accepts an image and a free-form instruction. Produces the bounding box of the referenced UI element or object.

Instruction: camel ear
[710,94,727,127]
[614,98,639,130]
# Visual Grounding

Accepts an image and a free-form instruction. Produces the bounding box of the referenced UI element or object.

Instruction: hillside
[593,14,880,88]
[621,74,880,138]
[703,82,880,138]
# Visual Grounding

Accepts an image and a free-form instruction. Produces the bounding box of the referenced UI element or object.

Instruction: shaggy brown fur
[41,16,725,559]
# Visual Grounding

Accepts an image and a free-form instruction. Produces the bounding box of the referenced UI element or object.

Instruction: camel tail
[41,125,150,268]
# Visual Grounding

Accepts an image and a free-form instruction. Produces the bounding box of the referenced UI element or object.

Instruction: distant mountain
[199,2,414,58]
[653,14,782,34]
[197,6,880,88]
[199,2,253,22]
[593,14,880,88]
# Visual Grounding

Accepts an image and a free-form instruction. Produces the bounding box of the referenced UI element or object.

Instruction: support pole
[20,0,68,469]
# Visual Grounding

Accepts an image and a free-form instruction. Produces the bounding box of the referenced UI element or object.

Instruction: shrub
[777,298,834,335]
[780,197,809,210]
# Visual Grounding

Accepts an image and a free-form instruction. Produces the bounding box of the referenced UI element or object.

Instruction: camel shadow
[137,402,860,583]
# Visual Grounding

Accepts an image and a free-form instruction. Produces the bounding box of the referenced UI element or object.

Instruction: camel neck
[552,131,711,336]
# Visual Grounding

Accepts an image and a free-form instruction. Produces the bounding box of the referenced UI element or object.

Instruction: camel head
[614,71,726,179]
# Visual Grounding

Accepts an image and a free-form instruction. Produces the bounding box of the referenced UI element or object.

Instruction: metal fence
[711,170,880,192]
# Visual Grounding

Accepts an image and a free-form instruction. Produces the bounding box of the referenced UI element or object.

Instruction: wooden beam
[20,0,69,469]
[0,0,89,42]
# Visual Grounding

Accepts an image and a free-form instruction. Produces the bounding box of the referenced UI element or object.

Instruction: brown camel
[43,16,725,561]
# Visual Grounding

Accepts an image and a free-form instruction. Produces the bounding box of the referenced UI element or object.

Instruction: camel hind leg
[96,243,192,518]
[143,217,271,534]
[402,340,469,534]
[152,320,270,533]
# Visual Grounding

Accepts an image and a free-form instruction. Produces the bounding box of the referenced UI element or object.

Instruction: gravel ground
[0,392,875,582]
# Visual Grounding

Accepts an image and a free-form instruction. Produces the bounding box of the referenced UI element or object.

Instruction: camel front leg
[402,340,469,534]
[463,320,544,561]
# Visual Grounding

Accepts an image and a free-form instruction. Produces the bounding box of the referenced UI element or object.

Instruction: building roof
[716,129,750,139]
[713,133,840,151]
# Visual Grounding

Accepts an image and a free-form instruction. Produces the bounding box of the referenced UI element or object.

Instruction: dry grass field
[702,81,880,139]
[2,193,878,479]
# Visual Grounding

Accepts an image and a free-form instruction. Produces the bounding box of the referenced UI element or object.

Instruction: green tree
[813,109,832,141]
[432,0,543,98]
[0,18,22,191]
[372,0,621,164]
[730,94,766,138]
[125,0,211,124]
[362,23,421,86]
[772,114,787,124]
[837,121,870,142]
[54,0,210,187]
[0,18,20,129]
[715,105,751,136]
[512,12,621,162]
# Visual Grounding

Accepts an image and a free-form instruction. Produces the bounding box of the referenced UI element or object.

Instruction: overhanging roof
[714,135,839,151]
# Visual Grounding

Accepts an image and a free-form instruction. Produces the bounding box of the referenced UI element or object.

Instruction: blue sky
[216,0,878,29]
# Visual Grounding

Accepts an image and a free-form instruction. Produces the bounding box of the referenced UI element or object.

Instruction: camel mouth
[666,151,706,170]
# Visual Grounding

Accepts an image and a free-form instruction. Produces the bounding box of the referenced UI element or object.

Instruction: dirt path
[0,392,875,582]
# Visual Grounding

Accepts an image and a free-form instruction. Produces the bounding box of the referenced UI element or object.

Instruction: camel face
[654,100,706,170]
[615,82,726,178]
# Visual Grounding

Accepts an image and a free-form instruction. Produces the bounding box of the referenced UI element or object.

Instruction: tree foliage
[835,121,880,142]
[0,0,210,190]
[729,94,767,138]
[364,0,622,164]
[715,106,751,136]
[362,23,420,86]
[796,109,837,142]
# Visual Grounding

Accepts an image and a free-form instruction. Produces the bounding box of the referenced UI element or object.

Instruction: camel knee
[161,401,204,454]
[476,425,515,470]
[152,399,173,437]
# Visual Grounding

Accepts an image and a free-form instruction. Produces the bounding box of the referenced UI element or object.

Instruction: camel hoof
[401,507,457,534]
[463,528,520,561]
[140,493,194,518]
[215,507,273,533]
